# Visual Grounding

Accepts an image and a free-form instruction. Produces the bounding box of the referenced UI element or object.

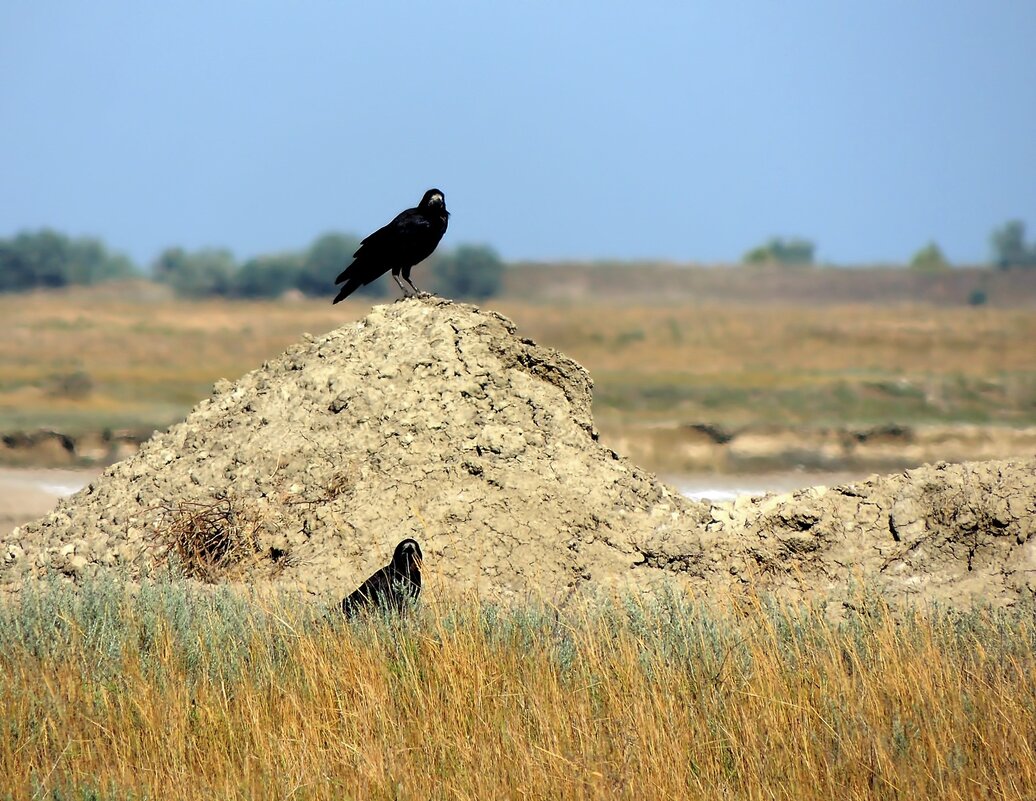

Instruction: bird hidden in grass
[340,538,423,618]
[332,189,449,303]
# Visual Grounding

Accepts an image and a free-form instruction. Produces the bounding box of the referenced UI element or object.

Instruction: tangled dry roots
[157,498,262,582]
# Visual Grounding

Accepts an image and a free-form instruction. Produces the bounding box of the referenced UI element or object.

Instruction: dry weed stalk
[157,497,264,581]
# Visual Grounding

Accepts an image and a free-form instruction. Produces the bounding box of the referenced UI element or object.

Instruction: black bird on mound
[340,538,423,617]
[332,189,449,303]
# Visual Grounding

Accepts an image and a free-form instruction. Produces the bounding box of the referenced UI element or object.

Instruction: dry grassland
[1,286,1034,434]
[2,284,1035,799]
[1,578,1033,800]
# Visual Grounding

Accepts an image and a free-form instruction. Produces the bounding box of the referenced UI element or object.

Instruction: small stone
[64,555,88,577]
[115,544,138,564]
[4,544,25,564]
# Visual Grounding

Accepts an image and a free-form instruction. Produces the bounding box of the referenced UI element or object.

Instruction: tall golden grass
[1,577,1033,799]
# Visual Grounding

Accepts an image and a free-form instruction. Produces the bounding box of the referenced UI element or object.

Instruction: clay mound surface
[3,299,702,603]
[3,298,1035,609]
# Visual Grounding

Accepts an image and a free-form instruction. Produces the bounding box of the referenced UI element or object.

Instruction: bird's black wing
[340,567,391,617]
[334,210,433,285]
[340,566,422,618]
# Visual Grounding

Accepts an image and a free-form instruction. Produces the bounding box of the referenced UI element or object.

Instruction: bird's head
[392,538,424,573]
[420,188,447,212]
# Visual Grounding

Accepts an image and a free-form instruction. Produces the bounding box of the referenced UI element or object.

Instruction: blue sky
[1,1,1033,265]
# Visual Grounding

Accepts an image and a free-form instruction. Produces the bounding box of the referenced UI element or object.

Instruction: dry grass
[1,285,1035,435]
[1,578,1033,799]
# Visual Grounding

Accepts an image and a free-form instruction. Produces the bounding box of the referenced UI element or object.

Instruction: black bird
[340,539,423,617]
[332,189,449,303]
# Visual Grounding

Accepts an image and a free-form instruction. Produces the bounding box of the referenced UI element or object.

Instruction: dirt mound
[3,299,1034,608]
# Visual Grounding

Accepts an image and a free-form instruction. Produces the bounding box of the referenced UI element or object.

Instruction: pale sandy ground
[0,467,101,538]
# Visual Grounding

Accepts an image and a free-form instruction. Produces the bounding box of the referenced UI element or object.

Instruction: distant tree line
[0,229,505,300]
[908,221,1036,271]
[0,229,137,292]
[739,219,1036,271]
[4,218,1035,297]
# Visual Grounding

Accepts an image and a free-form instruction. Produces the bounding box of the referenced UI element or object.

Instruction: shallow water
[0,466,102,536]
[672,470,870,502]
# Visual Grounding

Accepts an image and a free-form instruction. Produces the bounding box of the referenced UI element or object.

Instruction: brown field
[3,275,1036,800]
[504,261,1036,306]
[2,583,1033,800]
[1,278,1035,438]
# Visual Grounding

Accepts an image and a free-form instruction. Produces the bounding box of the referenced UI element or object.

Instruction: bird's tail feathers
[334,263,354,284]
[332,280,360,305]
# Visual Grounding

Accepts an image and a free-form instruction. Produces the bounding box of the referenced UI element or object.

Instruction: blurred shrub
[153,247,236,298]
[65,237,138,285]
[429,244,505,300]
[300,232,372,296]
[232,252,304,298]
[991,220,1036,269]
[614,328,646,348]
[909,242,950,271]
[743,237,815,267]
[45,369,94,399]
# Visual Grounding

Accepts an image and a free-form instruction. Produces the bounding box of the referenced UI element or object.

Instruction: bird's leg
[391,269,412,300]
[402,266,433,298]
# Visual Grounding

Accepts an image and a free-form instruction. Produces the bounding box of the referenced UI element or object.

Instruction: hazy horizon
[2,2,1034,267]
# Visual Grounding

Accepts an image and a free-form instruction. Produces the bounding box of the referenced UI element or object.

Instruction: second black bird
[340,538,423,618]
[332,189,449,303]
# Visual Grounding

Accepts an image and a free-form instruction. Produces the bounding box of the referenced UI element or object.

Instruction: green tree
[743,237,815,266]
[429,244,505,300]
[909,242,949,271]
[153,247,236,297]
[0,230,138,292]
[990,220,1036,269]
[0,242,22,291]
[0,229,71,290]
[62,237,104,285]
[232,252,304,298]
[152,246,188,284]
[66,237,138,284]
[299,233,369,296]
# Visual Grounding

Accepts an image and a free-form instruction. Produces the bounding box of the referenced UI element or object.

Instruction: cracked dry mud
[3,298,1035,608]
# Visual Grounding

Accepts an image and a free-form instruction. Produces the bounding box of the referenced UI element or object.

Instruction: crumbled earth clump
[3,299,1034,608]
